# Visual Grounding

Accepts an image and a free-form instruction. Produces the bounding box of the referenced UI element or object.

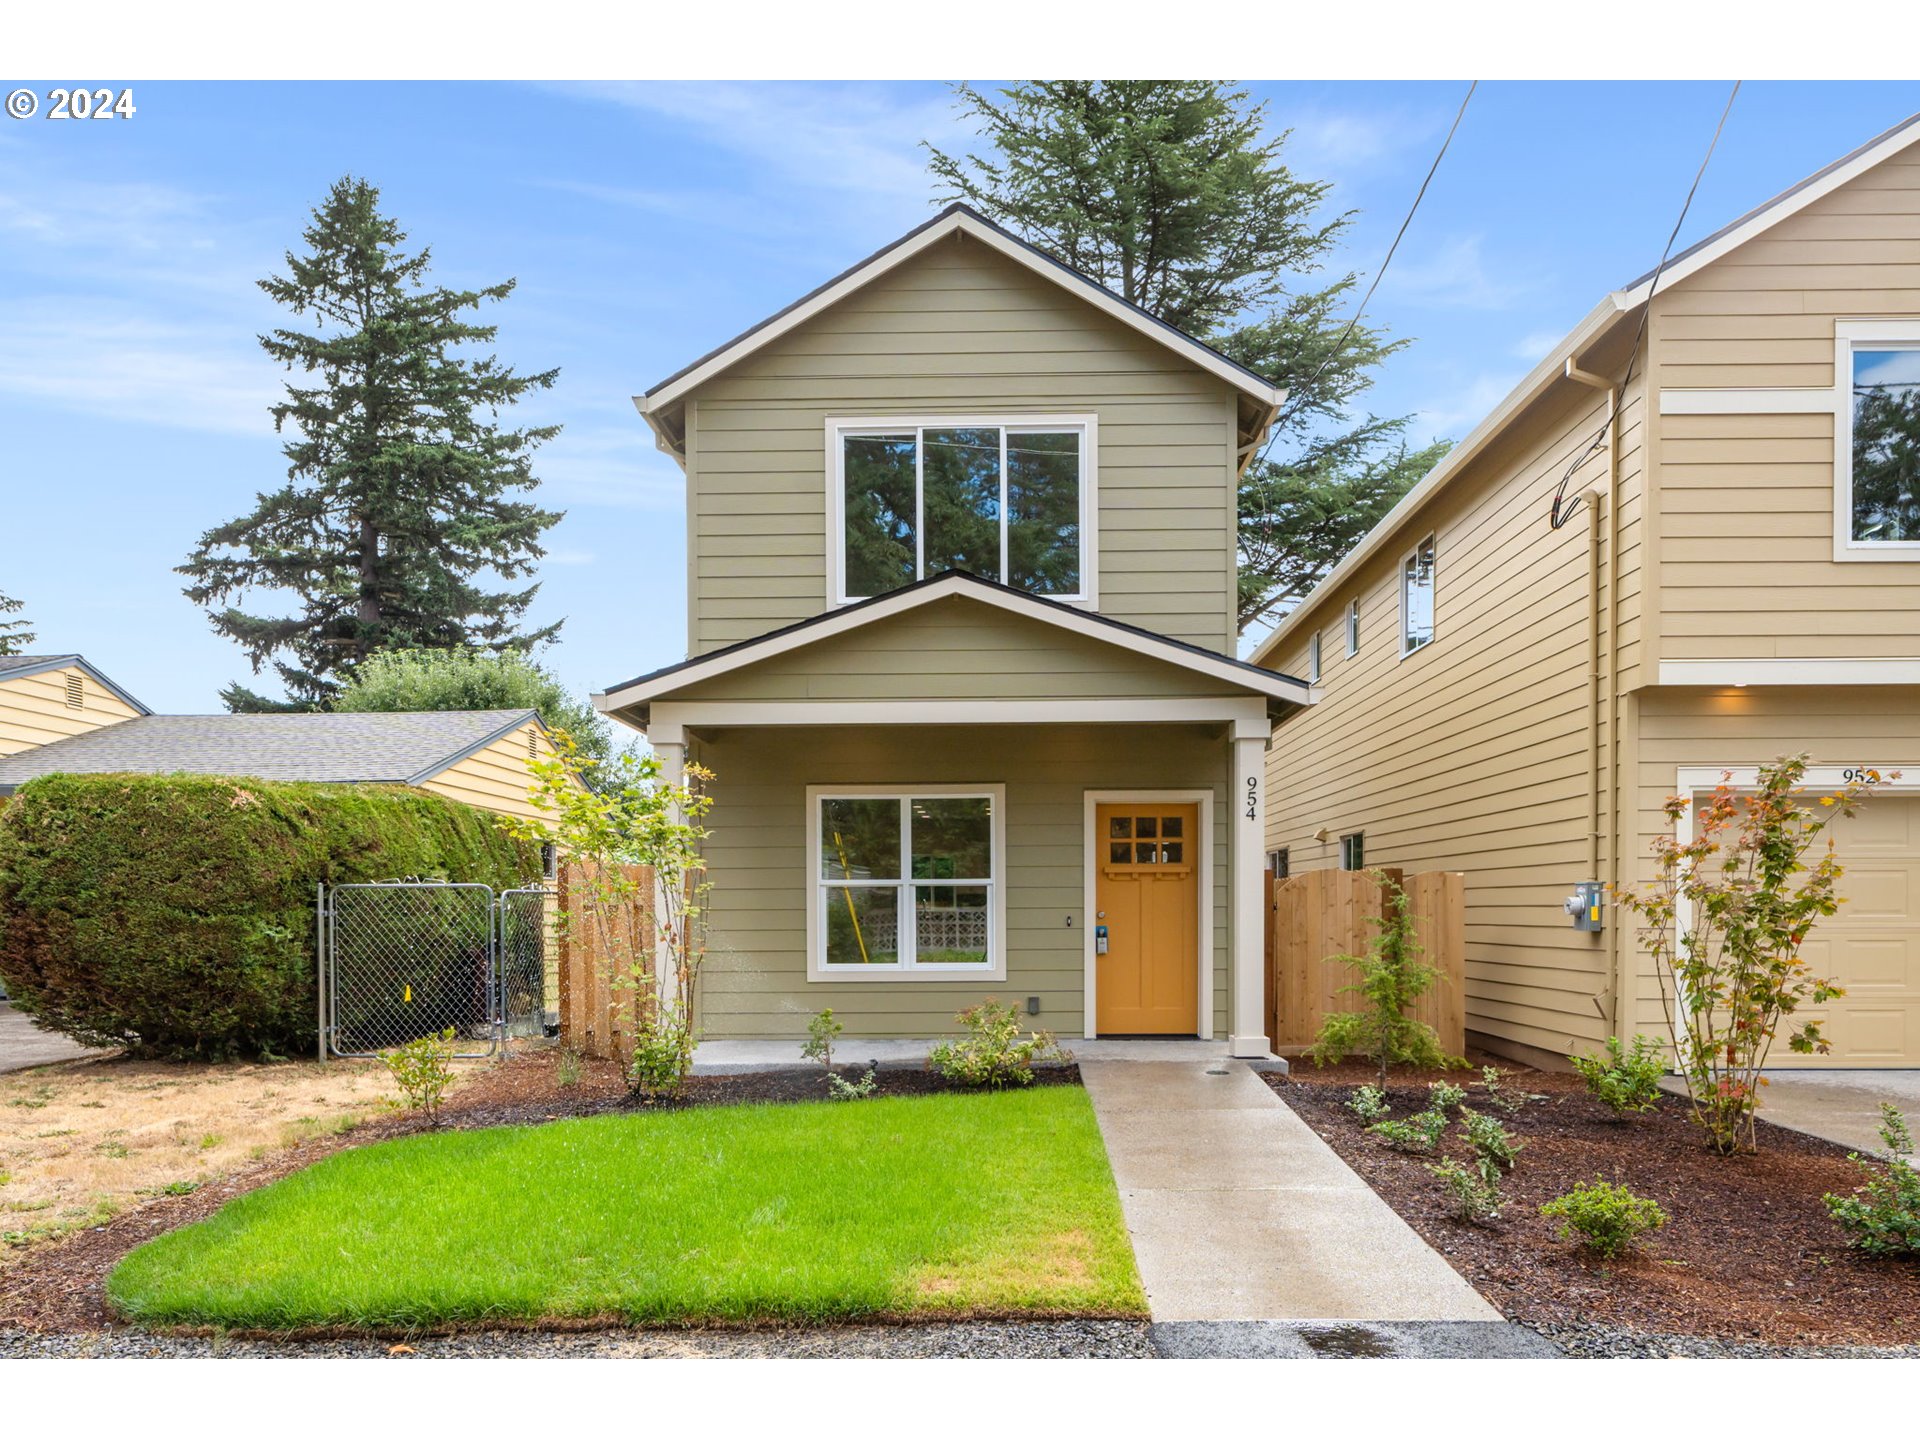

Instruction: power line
[1549,80,1741,529]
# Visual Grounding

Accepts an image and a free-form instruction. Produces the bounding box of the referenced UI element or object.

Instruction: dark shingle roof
[0,710,540,793]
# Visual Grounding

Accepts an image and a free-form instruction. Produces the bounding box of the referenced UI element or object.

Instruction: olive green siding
[672,594,1260,705]
[682,233,1241,657]
[690,723,1231,1040]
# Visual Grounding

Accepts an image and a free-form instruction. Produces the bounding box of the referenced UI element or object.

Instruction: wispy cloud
[1510,328,1565,362]
[1415,369,1525,438]
[535,423,683,511]
[1279,103,1444,179]
[1376,234,1533,311]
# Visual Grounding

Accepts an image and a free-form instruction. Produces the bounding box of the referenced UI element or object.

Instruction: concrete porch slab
[1663,1070,1920,1162]
[690,1035,1286,1075]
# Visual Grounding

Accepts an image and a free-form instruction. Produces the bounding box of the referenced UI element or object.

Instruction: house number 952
[1244,776,1259,820]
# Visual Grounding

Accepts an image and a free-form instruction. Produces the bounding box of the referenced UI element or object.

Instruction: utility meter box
[1563,881,1605,932]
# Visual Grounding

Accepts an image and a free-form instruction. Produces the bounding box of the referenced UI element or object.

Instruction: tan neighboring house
[0,705,563,825]
[0,655,149,757]
[597,203,1311,1047]
[1255,113,1920,1070]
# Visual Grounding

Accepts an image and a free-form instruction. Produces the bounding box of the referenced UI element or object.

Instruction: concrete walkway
[0,1002,107,1075]
[1080,1059,1499,1324]
[690,1035,1246,1073]
[1663,1070,1920,1161]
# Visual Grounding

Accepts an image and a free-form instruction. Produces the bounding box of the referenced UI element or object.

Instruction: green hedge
[0,774,538,1060]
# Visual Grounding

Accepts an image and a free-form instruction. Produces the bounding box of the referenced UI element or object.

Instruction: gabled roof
[0,654,151,715]
[595,571,1311,723]
[635,202,1288,460]
[0,709,544,795]
[1248,109,1920,668]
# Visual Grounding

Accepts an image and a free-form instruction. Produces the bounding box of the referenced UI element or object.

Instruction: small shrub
[1460,1105,1523,1171]
[801,1008,841,1085]
[928,999,1067,1089]
[1347,1084,1390,1124]
[1429,1156,1504,1224]
[382,1028,458,1119]
[627,1019,695,1103]
[555,1048,582,1088]
[1478,1065,1535,1115]
[1368,1107,1448,1154]
[1307,871,1464,1086]
[1541,1179,1668,1258]
[1824,1104,1920,1257]
[1568,1035,1666,1120]
[826,1068,878,1101]
[1426,1080,1467,1115]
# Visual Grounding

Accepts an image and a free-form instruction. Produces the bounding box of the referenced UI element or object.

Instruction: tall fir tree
[0,587,34,656]
[926,81,1449,634]
[180,177,564,711]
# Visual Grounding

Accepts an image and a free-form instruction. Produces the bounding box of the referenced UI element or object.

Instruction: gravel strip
[0,1320,1155,1360]
[1530,1322,1920,1359]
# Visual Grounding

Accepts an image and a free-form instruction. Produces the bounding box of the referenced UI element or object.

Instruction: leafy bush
[1426,1080,1467,1114]
[802,1008,841,1082]
[929,1000,1067,1089]
[827,1069,878,1101]
[1347,1084,1390,1124]
[1541,1180,1668,1258]
[1824,1105,1920,1257]
[382,1028,457,1119]
[1429,1157,1503,1224]
[1568,1035,1666,1120]
[1368,1107,1448,1154]
[628,1018,696,1103]
[1459,1106,1523,1171]
[1477,1065,1535,1115]
[1307,872,1462,1086]
[0,774,536,1060]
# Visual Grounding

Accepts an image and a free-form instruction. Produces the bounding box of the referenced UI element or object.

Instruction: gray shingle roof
[0,654,152,713]
[0,654,80,677]
[0,709,540,793]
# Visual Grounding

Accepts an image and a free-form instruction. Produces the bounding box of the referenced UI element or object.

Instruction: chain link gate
[318,881,552,1059]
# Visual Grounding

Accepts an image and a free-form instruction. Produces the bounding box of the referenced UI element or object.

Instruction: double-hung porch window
[811,786,1006,979]
[832,418,1093,603]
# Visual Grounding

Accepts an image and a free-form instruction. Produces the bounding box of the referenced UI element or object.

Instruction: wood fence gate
[553,860,655,1063]
[1264,868,1465,1056]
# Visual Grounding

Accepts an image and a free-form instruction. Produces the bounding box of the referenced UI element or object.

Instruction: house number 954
[1245,776,1259,820]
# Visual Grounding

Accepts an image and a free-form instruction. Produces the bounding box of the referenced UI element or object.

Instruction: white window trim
[825,414,1099,608]
[1834,321,1920,563]
[1081,788,1215,1041]
[1344,598,1360,657]
[806,782,1008,983]
[1306,630,1321,683]
[1399,533,1436,659]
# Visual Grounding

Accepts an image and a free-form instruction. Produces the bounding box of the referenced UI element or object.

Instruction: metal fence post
[316,882,327,1063]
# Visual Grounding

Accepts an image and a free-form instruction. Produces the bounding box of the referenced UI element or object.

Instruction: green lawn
[107,1086,1145,1329]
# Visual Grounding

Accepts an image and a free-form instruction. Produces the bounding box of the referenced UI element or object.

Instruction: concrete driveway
[1757,1071,1920,1159]
[0,1002,109,1074]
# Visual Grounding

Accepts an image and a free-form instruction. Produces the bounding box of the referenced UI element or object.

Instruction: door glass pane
[843,434,918,597]
[1007,431,1081,594]
[824,886,901,965]
[1136,816,1157,838]
[1135,842,1158,864]
[1851,349,1920,542]
[910,796,992,881]
[1108,816,1132,839]
[1161,815,1183,839]
[922,427,1001,581]
[1109,841,1131,864]
[1162,841,1184,864]
[913,884,989,965]
[820,798,901,879]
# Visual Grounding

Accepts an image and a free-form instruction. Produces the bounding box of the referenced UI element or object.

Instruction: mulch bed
[1271,1062,1920,1348]
[0,1047,1079,1334]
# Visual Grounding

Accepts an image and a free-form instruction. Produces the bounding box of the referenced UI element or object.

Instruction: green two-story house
[596,204,1309,1052]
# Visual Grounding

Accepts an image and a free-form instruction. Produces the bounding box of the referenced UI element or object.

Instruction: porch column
[651,734,687,1016]
[1228,722,1272,1058]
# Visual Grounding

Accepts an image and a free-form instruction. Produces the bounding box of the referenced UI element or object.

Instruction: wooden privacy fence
[554,860,655,1063]
[1265,868,1465,1056]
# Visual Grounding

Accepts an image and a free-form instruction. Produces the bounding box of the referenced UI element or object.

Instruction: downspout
[1564,359,1620,1031]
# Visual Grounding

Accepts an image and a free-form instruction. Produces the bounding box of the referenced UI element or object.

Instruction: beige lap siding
[0,667,142,757]
[416,723,554,823]
[689,723,1230,1041]
[684,233,1241,657]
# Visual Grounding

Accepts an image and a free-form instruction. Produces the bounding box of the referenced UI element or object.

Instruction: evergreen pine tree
[926,81,1448,634]
[0,587,34,656]
[180,177,564,710]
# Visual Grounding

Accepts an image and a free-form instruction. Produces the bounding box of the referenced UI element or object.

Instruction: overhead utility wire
[1548,79,1741,528]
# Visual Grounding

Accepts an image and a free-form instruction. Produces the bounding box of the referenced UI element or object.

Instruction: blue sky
[3,79,1918,711]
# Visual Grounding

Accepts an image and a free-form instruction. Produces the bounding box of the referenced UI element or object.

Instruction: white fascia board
[635,209,1287,417]
[598,576,1312,712]
[1659,658,1920,687]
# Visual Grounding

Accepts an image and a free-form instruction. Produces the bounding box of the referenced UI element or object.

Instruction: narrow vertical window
[1849,346,1920,544]
[1307,630,1322,684]
[1269,848,1290,879]
[1345,598,1360,656]
[1339,832,1366,872]
[1401,535,1436,656]
[842,433,918,598]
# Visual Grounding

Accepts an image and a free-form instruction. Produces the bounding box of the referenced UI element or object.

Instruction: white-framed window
[806,783,1006,981]
[1307,630,1322,683]
[1345,598,1360,657]
[827,416,1096,605]
[1400,534,1436,657]
[1339,832,1366,871]
[1836,325,1920,559]
[1269,847,1290,878]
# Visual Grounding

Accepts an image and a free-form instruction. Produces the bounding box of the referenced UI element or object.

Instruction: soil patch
[0,1045,1078,1334]
[1272,1063,1920,1347]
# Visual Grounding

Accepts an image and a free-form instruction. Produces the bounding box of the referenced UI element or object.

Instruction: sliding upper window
[1846,342,1920,550]
[1401,534,1436,657]
[832,418,1093,603]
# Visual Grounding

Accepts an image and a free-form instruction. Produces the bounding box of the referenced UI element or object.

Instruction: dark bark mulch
[1271,1063,1920,1348]
[0,1046,1078,1334]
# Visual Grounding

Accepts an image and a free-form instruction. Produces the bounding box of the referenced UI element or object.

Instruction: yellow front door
[1095,802,1199,1034]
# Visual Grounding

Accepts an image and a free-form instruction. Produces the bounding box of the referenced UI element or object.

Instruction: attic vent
[64,674,83,709]
[527,726,539,759]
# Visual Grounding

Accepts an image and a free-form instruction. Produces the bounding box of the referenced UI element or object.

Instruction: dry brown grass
[0,1055,451,1259]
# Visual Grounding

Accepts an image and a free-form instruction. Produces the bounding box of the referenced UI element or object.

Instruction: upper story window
[1845,340,1920,550]
[1307,630,1322,683]
[1401,535,1436,657]
[1345,598,1360,657]
[831,417,1093,605]
[1340,832,1366,871]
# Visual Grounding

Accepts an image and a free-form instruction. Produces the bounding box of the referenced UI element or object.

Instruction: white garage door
[1776,795,1920,1068]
